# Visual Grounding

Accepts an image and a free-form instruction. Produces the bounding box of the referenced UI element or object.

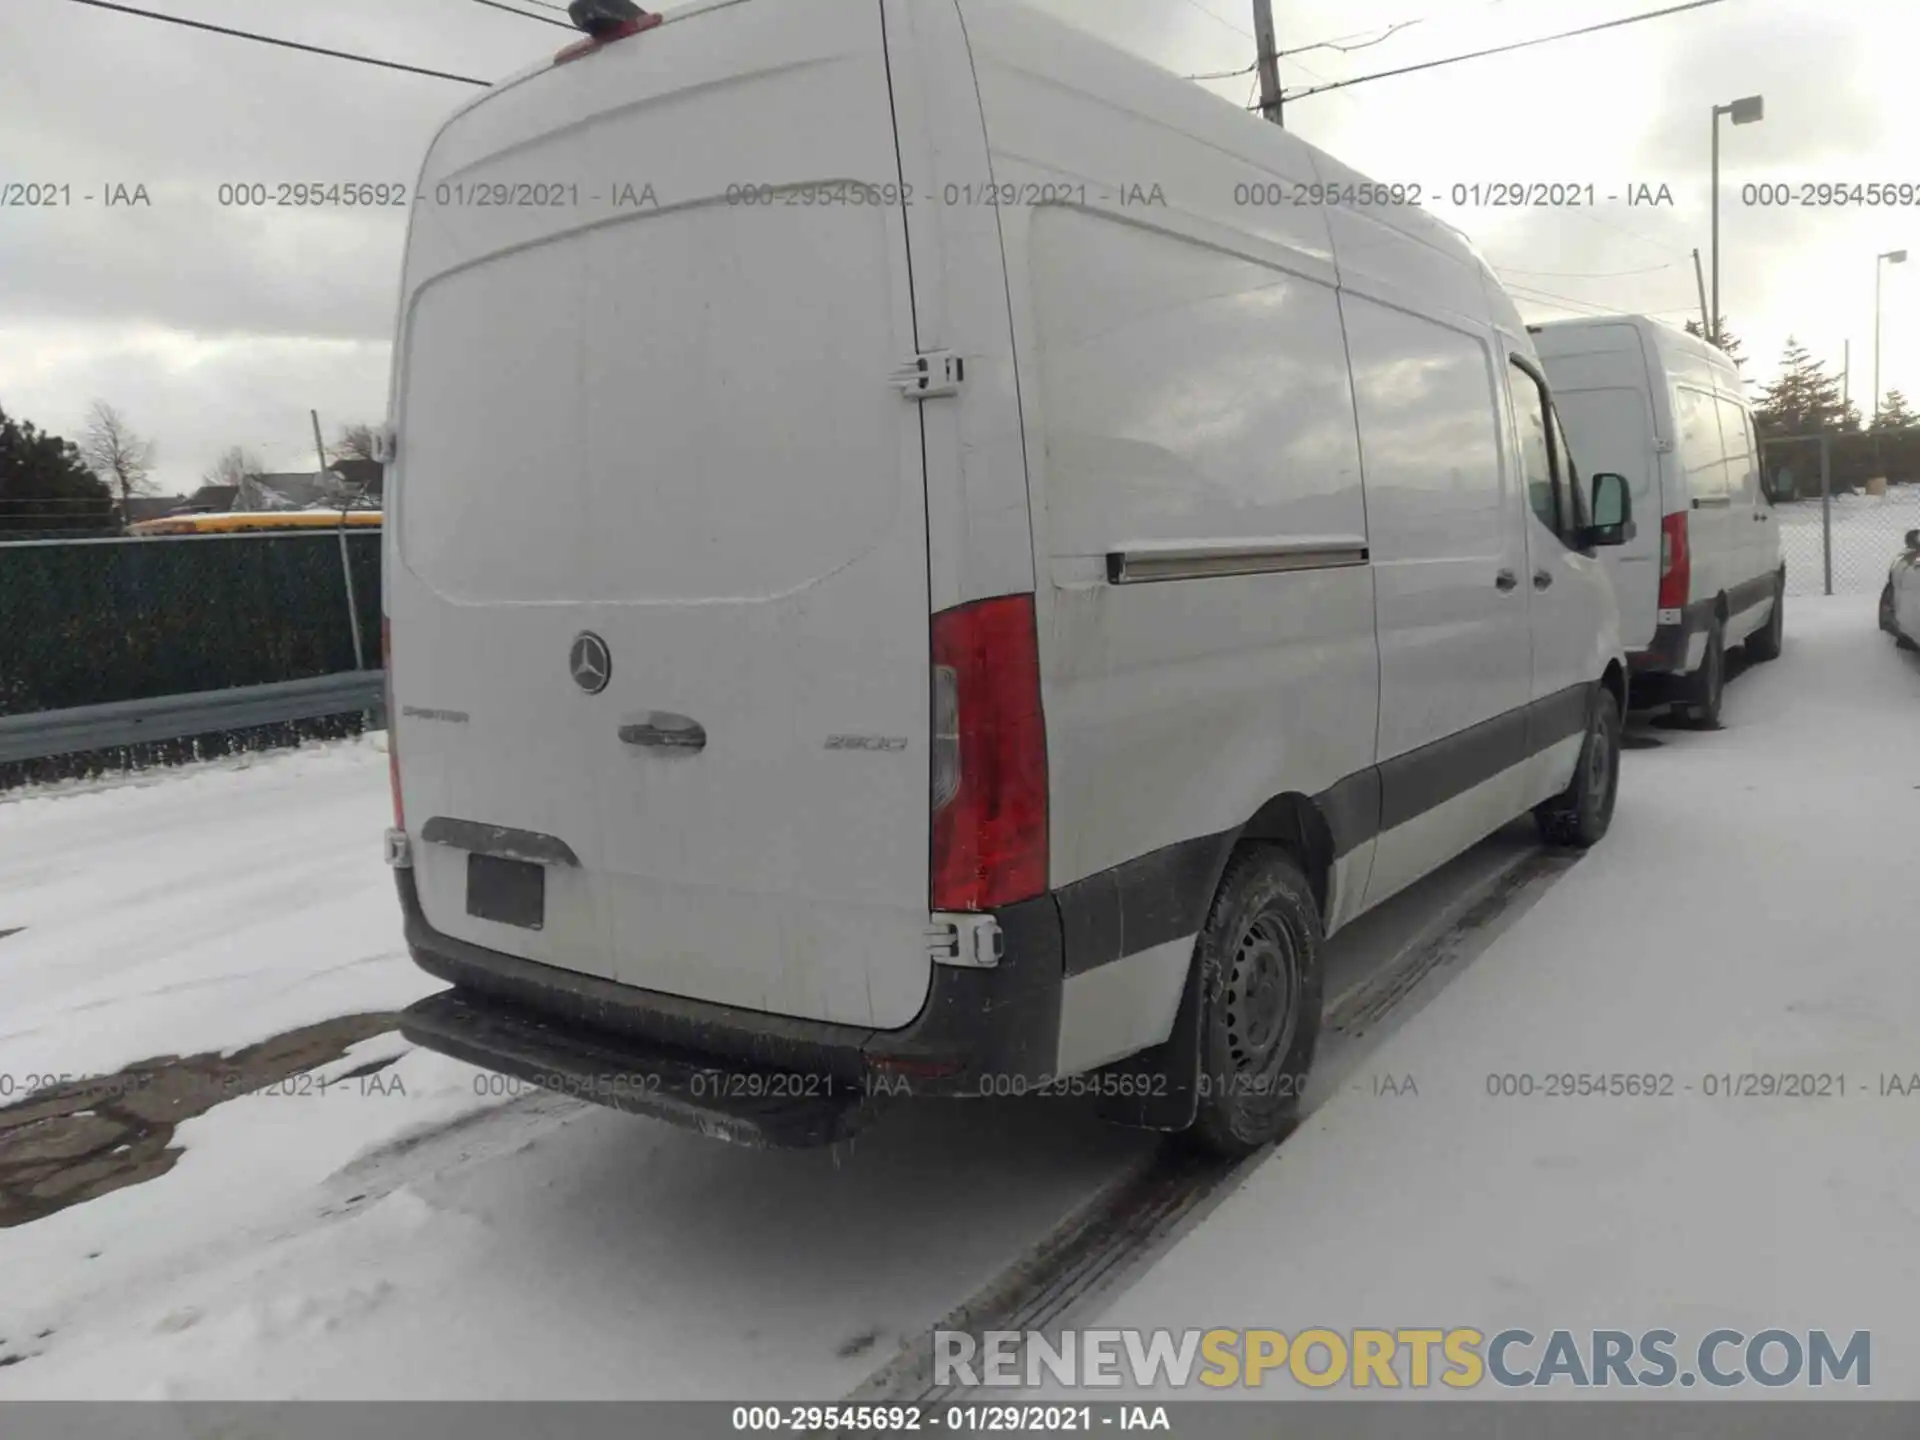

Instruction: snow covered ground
[1030,593,1920,1400]
[2,594,1912,1402]
[0,730,1508,1400]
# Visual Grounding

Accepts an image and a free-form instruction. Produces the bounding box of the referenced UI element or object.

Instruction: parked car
[381,0,1632,1157]
[1533,315,1785,726]
[1882,528,1920,650]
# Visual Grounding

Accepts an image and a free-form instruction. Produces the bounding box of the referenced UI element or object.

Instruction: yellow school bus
[130,510,383,536]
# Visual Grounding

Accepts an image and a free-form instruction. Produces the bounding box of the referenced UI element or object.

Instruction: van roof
[416,0,1516,335]
[1532,312,1716,359]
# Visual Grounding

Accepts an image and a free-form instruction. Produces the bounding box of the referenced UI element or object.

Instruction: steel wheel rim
[1224,911,1300,1078]
[1586,709,1616,818]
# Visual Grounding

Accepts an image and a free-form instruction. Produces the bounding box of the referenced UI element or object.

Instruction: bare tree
[330,423,381,465]
[202,445,264,490]
[78,400,157,522]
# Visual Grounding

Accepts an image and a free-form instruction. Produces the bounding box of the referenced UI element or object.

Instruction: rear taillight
[930,594,1048,912]
[1657,512,1690,611]
[383,617,403,830]
[554,4,662,65]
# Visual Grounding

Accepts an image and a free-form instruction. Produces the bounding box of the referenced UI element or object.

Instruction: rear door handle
[619,713,707,753]
[1495,569,1518,591]
[1533,570,1553,590]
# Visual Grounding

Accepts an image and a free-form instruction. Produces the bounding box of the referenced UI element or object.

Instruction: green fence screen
[0,530,381,717]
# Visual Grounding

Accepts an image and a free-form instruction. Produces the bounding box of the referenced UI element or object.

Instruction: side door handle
[1533,570,1553,590]
[1495,569,1518,592]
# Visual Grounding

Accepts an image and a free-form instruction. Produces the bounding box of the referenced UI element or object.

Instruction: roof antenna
[568,0,656,38]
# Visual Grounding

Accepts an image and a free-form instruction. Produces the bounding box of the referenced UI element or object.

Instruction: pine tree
[0,402,116,536]
[1685,315,1747,368]
[1753,337,1848,437]
[1872,388,1916,431]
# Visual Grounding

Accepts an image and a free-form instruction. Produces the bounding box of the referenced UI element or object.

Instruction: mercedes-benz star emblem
[569,632,611,695]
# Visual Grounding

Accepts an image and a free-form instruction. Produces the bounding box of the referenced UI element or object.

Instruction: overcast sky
[1,0,1911,493]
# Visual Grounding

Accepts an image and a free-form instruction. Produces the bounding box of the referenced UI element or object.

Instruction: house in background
[329,458,383,502]
[234,468,381,512]
[169,484,240,515]
[124,495,189,526]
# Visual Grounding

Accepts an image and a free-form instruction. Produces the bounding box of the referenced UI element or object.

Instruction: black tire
[1680,617,1726,728]
[1746,577,1784,663]
[1533,684,1621,849]
[1184,848,1324,1159]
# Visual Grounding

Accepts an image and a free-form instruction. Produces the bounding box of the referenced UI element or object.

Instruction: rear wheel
[1746,577,1784,662]
[1185,848,1324,1159]
[1680,617,1726,728]
[1534,685,1621,849]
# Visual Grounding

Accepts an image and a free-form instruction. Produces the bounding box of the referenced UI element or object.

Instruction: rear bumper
[392,868,1064,1146]
[1626,600,1713,705]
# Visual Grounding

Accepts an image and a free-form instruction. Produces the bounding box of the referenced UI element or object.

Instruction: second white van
[382,0,1633,1156]
[1534,315,1786,725]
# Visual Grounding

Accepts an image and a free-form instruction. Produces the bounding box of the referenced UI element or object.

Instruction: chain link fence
[0,529,380,787]
[1761,431,1920,598]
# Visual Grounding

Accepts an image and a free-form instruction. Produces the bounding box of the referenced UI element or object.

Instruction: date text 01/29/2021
[730,1405,1168,1433]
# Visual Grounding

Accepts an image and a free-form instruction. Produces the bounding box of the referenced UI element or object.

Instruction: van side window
[1716,396,1757,506]
[1675,386,1728,502]
[1344,297,1506,563]
[1510,361,1563,536]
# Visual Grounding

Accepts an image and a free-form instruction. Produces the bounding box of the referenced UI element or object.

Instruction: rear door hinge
[893,350,966,399]
[926,913,1003,969]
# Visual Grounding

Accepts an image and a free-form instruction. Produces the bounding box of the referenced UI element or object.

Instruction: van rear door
[1553,386,1660,650]
[388,0,941,1030]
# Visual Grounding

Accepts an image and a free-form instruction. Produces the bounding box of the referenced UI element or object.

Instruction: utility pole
[1252,0,1283,127]
[1842,339,1850,412]
[313,408,368,674]
[1691,249,1709,339]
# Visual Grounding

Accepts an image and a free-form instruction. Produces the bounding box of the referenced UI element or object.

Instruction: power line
[1176,0,1254,41]
[465,0,571,28]
[1494,260,1682,279]
[1504,286,1626,318]
[1188,59,1258,82]
[1283,0,1728,100]
[1184,21,1420,80]
[1502,278,1698,318]
[59,0,491,86]
[1278,20,1420,57]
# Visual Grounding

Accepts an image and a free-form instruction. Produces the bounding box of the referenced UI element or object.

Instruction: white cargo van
[1533,316,1785,724]
[382,0,1632,1156]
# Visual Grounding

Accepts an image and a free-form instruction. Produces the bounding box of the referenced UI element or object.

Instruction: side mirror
[1584,472,1634,547]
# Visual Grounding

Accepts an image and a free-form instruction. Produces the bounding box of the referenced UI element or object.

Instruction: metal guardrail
[0,671,385,765]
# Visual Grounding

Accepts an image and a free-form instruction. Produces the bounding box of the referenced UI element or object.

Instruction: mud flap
[1092,944,1205,1133]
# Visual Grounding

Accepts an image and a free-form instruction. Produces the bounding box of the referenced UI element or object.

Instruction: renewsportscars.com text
[935,1327,1871,1391]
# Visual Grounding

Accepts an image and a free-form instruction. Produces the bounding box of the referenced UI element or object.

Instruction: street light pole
[1709,95,1764,346]
[1875,249,1907,425]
